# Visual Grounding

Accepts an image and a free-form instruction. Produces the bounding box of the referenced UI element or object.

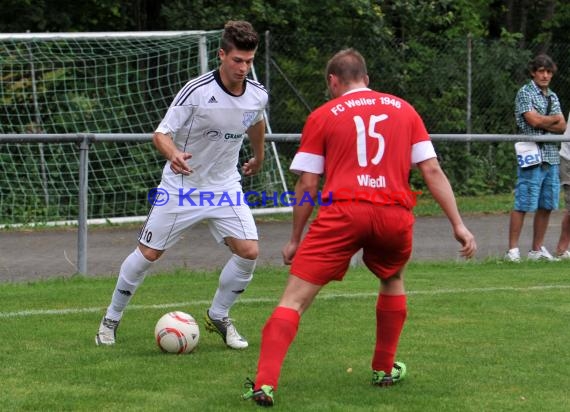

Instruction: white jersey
[155,69,268,193]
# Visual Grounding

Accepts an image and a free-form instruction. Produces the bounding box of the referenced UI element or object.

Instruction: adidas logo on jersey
[208,96,218,103]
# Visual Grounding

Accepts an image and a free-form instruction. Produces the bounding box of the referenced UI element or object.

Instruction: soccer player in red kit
[242,48,477,407]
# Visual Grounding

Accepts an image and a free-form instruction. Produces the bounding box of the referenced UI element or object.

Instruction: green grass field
[1,261,569,411]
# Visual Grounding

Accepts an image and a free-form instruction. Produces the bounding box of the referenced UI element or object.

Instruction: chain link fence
[255,33,570,195]
[258,33,570,133]
[2,33,570,227]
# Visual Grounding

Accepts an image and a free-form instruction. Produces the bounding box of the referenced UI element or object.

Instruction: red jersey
[290,88,435,209]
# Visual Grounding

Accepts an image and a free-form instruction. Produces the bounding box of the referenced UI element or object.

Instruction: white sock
[208,254,256,320]
[105,248,153,321]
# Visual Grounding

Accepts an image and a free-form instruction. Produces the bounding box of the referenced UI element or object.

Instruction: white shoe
[556,250,570,260]
[504,248,521,262]
[204,311,248,349]
[527,246,559,261]
[95,317,120,345]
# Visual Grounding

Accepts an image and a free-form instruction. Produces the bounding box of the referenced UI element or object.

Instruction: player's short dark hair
[326,48,368,84]
[528,54,557,75]
[221,20,259,52]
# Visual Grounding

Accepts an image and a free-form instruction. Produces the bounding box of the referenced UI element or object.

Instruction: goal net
[0,31,287,225]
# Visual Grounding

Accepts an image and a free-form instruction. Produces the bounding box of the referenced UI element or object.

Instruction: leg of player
[371,271,408,386]
[243,274,322,407]
[204,238,257,350]
[95,244,162,346]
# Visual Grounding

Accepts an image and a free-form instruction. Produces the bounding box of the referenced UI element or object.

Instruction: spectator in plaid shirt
[505,54,567,262]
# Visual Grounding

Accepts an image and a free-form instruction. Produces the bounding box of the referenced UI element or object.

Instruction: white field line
[1,284,569,319]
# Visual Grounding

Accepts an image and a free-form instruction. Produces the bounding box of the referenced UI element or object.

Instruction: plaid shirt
[515,80,562,165]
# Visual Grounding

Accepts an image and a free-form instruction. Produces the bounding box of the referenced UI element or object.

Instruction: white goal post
[0,30,291,274]
[0,30,289,224]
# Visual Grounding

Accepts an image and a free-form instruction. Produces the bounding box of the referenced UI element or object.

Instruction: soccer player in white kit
[96,21,268,350]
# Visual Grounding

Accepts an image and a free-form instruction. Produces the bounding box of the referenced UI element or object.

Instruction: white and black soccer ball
[154,311,200,354]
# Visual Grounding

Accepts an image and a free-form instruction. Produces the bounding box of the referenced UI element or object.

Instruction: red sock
[372,294,407,374]
[255,306,300,390]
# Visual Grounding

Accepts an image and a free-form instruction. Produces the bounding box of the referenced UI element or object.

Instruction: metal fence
[3,32,570,204]
[2,132,568,274]
[3,32,570,273]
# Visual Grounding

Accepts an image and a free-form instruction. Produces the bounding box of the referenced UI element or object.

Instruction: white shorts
[138,191,258,251]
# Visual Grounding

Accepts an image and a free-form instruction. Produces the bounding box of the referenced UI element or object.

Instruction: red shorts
[290,202,414,285]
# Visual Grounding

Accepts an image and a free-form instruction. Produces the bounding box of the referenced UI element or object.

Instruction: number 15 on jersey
[353,114,388,167]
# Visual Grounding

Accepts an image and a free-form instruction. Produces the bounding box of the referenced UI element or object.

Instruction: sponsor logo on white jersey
[204,129,222,141]
[242,111,257,128]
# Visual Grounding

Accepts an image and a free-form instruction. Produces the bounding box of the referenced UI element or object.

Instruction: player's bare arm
[242,120,265,176]
[152,131,193,175]
[282,172,320,265]
[417,157,477,258]
[523,111,567,133]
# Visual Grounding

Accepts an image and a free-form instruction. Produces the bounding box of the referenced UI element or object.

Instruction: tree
[0,0,164,32]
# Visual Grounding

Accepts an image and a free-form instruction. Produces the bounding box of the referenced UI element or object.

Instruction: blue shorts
[514,163,560,212]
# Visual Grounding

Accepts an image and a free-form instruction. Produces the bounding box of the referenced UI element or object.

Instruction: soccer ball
[154,311,200,354]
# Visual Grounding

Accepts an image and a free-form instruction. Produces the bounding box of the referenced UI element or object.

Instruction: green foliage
[0,0,150,32]
[3,0,570,215]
